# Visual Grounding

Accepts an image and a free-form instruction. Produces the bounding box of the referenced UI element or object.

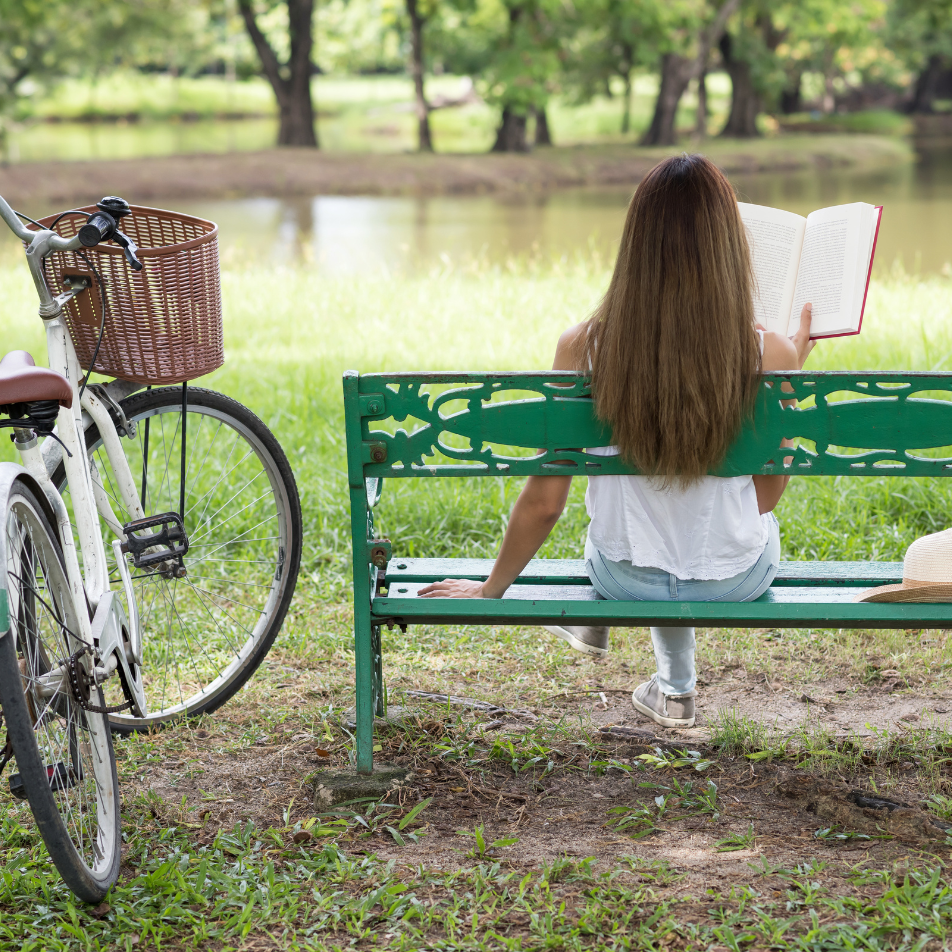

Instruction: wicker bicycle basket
[36,205,224,385]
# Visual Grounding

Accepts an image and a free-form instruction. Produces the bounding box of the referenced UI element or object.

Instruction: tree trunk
[780,74,801,114]
[640,54,693,145]
[238,0,318,148]
[534,105,552,146]
[640,0,741,147]
[695,69,708,137]
[406,0,432,151]
[621,70,632,134]
[909,54,945,114]
[492,106,529,152]
[719,34,760,137]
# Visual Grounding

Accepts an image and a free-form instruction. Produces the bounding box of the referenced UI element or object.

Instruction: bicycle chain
[66,647,132,715]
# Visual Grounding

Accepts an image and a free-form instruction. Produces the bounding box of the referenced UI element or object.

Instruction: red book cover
[810,205,883,340]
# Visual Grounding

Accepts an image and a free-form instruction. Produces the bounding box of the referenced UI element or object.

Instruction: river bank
[0,135,914,207]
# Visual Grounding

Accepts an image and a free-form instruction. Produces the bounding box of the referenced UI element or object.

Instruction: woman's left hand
[418,579,488,598]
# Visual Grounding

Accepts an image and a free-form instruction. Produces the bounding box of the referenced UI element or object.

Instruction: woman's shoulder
[760,330,798,372]
[553,321,589,371]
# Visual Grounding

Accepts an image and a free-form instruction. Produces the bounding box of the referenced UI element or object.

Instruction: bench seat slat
[373,581,950,628]
[385,558,904,587]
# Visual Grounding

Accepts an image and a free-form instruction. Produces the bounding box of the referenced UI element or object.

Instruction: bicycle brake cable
[5,569,92,652]
[13,209,43,228]
[75,249,109,402]
[13,209,110,403]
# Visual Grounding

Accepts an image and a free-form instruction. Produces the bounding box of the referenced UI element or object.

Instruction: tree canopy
[2,0,950,151]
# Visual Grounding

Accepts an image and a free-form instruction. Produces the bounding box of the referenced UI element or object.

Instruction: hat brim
[855,583,952,603]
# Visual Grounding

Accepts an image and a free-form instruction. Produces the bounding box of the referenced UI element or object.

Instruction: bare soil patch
[0,135,912,208]
[125,662,952,881]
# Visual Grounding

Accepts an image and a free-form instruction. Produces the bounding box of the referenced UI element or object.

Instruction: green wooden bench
[344,369,952,773]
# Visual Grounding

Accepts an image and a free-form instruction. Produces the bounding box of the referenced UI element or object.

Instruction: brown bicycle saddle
[0,351,73,408]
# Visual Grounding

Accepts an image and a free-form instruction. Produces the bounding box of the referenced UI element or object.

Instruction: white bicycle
[0,194,302,900]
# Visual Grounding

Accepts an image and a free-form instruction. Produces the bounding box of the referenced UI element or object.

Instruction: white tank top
[584,331,769,581]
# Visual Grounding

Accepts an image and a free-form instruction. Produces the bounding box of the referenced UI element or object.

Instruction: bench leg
[354,608,375,775]
[371,624,385,719]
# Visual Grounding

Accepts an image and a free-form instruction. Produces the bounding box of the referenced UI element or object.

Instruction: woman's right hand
[789,302,816,369]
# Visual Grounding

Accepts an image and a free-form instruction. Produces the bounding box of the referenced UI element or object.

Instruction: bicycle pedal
[120,512,188,569]
[8,763,75,799]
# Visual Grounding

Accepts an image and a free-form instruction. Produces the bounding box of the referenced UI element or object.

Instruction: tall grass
[2,249,952,571]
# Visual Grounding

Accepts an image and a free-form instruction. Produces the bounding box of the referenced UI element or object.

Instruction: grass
[779,109,914,136]
[7,70,734,161]
[4,812,949,952]
[3,247,952,575]
[2,249,952,946]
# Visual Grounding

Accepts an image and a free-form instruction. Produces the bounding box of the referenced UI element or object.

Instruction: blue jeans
[584,514,780,696]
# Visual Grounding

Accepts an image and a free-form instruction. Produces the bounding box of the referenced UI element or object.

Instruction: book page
[789,203,873,337]
[738,203,806,334]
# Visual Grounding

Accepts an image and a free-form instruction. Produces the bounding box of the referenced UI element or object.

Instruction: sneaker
[631,677,696,728]
[543,625,609,657]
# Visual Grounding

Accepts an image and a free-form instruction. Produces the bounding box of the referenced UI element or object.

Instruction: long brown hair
[576,153,760,482]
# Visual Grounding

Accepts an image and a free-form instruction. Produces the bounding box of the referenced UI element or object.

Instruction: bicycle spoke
[64,392,298,727]
[184,574,274,590]
[186,515,278,564]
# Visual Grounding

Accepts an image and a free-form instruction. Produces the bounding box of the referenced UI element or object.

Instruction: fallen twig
[405,691,538,721]
[596,725,702,751]
[545,690,635,701]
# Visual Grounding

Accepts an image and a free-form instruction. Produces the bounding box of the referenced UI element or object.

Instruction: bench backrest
[344,370,952,487]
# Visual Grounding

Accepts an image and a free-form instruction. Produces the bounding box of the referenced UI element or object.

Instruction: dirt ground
[126,650,952,904]
[0,135,912,208]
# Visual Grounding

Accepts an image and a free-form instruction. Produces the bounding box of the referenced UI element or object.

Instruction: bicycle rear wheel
[0,479,121,902]
[56,387,302,731]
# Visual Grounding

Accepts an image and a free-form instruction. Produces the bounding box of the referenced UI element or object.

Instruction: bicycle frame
[0,194,146,699]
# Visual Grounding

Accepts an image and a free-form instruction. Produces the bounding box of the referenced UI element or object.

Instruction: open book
[738,202,883,339]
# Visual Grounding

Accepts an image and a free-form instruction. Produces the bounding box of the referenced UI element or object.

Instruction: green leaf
[386,826,405,846]
[398,796,432,831]
[490,836,519,849]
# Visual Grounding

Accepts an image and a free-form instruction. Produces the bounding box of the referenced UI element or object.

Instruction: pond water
[4,142,952,277]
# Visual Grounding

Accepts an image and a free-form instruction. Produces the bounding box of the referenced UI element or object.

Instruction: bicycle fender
[0,462,58,640]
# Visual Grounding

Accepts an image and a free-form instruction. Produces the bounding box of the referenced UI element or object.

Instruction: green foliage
[886,0,952,73]
[318,0,406,74]
[708,708,788,760]
[558,0,672,130]
[924,792,952,821]
[814,826,878,843]
[714,823,756,852]
[0,0,212,125]
[477,0,564,114]
[1,0,949,153]
[460,823,519,857]
[636,746,714,771]
[776,0,893,94]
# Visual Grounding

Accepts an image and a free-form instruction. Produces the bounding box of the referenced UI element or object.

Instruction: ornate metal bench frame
[344,370,952,772]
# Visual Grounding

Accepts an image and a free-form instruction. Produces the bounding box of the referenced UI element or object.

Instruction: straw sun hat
[857,528,952,602]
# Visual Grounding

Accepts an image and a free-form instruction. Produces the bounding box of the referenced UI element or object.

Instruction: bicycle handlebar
[0,193,85,253]
[0,193,33,242]
[78,212,114,247]
[1,191,144,269]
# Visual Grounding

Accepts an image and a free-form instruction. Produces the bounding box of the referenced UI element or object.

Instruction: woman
[420,154,815,729]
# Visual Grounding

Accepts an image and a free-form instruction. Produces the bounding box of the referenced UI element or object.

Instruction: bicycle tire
[53,387,303,731]
[0,478,121,902]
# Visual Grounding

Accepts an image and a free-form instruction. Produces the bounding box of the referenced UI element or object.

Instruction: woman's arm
[752,302,817,514]
[419,323,587,599]
[419,474,572,599]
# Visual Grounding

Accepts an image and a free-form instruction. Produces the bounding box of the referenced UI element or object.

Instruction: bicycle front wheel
[56,387,303,731]
[0,478,121,902]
